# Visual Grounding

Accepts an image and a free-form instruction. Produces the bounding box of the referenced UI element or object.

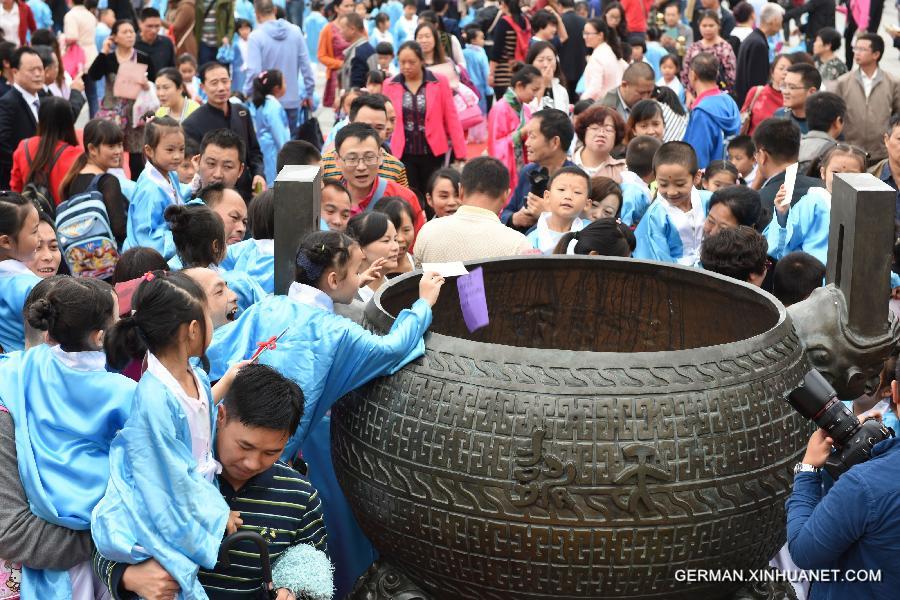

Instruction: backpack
[22,142,67,218]
[55,175,120,280]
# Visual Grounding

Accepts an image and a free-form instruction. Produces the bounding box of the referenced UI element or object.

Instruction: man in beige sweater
[414,157,533,266]
[834,32,900,164]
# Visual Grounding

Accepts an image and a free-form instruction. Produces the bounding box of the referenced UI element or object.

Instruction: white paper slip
[781,163,798,208]
[422,262,469,277]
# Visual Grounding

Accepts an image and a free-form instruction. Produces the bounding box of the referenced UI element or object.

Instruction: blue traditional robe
[91,363,230,600]
[248,96,291,187]
[633,189,711,265]
[763,187,830,265]
[204,282,433,598]
[123,166,184,260]
[0,260,39,353]
[619,172,653,226]
[219,239,275,294]
[0,345,135,599]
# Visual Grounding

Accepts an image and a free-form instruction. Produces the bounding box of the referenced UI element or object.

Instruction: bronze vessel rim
[365,255,791,362]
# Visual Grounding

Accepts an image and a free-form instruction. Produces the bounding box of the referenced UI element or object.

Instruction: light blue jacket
[0,263,38,353]
[633,190,711,264]
[763,187,830,264]
[91,368,230,600]
[243,18,316,109]
[123,167,185,260]
[220,238,275,293]
[248,96,292,186]
[0,346,134,598]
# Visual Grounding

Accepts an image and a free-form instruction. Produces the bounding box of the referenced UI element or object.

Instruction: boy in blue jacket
[683,52,741,170]
[463,25,491,115]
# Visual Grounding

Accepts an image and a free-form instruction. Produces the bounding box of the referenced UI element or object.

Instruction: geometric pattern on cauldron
[332,330,812,600]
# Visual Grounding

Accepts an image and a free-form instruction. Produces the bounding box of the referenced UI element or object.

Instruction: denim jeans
[285,107,299,138]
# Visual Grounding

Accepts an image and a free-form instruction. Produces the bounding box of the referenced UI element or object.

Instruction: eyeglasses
[779,84,806,91]
[587,124,617,134]
[852,46,872,53]
[338,152,380,167]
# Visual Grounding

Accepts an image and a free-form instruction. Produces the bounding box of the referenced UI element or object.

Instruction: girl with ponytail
[248,69,291,187]
[165,203,265,316]
[93,271,244,599]
[0,277,136,599]
[205,228,446,595]
[0,191,40,352]
[553,217,636,257]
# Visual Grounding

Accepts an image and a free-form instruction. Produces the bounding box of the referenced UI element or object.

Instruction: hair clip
[142,272,156,282]
[320,243,326,253]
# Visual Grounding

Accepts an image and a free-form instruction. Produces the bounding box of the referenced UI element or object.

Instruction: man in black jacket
[183,61,266,203]
[753,117,823,229]
[0,47,45,189]
[784,0,835,57]
[734,3,783,106]
[558,0,586,102]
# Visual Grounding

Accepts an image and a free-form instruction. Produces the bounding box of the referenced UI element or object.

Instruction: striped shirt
[320,148,409,187]
[93,461,327,598]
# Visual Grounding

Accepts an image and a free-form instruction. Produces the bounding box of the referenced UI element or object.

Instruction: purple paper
[456,267,489,333]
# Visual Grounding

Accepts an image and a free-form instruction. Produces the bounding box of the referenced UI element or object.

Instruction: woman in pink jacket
[486,63,541,193]
[382,41,467,202]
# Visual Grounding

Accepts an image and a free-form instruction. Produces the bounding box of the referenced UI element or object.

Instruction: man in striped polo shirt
[95,364,329,599]
[320,94,409,187]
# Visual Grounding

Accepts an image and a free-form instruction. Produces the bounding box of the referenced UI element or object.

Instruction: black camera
[787,369,894,479]
[529,167,550,198]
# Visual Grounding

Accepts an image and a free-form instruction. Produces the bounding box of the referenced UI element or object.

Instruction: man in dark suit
[557,0,586,102]
[600,62,656,120]
[753,117,823,229]
[734,3,783,106]
[183,61,266,203]
[0,47,45,189]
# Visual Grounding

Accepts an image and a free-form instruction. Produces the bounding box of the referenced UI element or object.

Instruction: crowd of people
[0,0,900,598]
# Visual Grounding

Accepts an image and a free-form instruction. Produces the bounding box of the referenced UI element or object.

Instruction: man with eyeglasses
[773,63,821,135]
[320,94,409,186]
[834,32,900,164]
[333,122,425,232]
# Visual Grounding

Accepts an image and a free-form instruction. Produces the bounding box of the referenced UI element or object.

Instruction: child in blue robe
[123,116,186,260]
[165,203,267,314]
[526,167,592,255]
[0,192,40,353]
[91,271,245,600]
[219,189,275,293]
[248,70,291,187]
[0,277,135,599]
[204,230,446,599]
[763,144,867,266]
[634,142,710,265]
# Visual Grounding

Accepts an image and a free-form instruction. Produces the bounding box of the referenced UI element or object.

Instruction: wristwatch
[794,462,821,474]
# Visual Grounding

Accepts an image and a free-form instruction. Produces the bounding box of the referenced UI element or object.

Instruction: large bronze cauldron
[332,256,811,600]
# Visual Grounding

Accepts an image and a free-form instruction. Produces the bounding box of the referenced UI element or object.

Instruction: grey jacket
[798,130,836,171]
[0,410,93,569]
